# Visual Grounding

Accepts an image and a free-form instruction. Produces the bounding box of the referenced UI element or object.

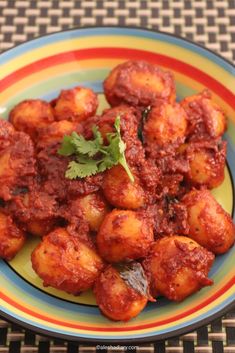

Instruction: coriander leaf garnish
[65,159,99,179]
[58,116,134,182]
[58,135,76,156]
[59,129,103,158]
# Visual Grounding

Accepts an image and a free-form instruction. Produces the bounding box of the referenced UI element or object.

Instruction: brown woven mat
[0,1,235,352]
[0,309,235,352]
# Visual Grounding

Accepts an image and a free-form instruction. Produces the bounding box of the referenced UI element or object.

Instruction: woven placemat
[0,309,235,353]
[0,0,235,62]
[0,1,235,352]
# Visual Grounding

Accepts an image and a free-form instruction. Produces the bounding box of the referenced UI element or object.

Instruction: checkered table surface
[0,0,235,62]
[0,1,235,352]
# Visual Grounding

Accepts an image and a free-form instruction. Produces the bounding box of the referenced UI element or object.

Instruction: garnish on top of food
[58,116,134,182]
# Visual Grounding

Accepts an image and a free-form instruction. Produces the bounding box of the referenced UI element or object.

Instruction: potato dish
[0,60,234,322]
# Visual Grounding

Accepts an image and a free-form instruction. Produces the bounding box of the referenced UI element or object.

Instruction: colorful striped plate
[0,27,234,343]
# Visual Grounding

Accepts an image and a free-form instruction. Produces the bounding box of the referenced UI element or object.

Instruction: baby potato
[31,227,104,294]
[37,120,82,149]
[7,190,58,237]
[69,193,110,232]
[54,87,98,122]
[143,236,214,301]
[0,131,36,201]
[144,102,188,146]
[181,90,227,140]
[9,99,55,140]
[185,140,226,188]
[94,265,148,321]
[104,60,176,107]
[100,104,139,137]
[97,209,154,262]
[101,104,140,124]
[83,105,139,143]
[182,189,235,254]
[102,165,145,209]
[0,212,26,260]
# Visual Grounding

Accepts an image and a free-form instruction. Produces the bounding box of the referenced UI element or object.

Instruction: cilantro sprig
[58,116,134,182]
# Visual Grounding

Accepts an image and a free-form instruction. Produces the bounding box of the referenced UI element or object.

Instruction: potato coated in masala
[144,102,188,146]
[7,189,58,237]
[68,192,110,232]
[31,228,104,294]
[182,189,235,254]
[102,165,145,209]
[0,212,26,260]
[94,265,148,321]
[9,99,55,140]
[83,105,139,144]
[183,139,226,189]
[0,128,36,201]
[53,86,98,122]
[37,120,83,150]
[181,90,227,141]
[104,60,176,107]
[143,236,214,301]
[97,209,154,263]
